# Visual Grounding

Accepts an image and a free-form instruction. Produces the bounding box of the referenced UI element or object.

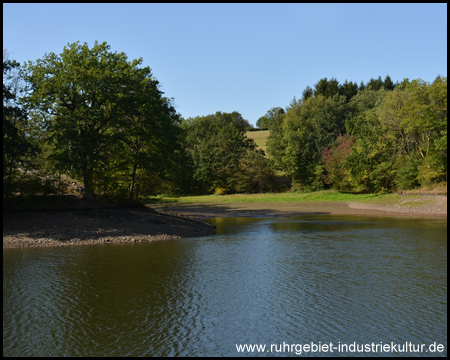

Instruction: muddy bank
[150,195,447,220]
[3,205,215,249]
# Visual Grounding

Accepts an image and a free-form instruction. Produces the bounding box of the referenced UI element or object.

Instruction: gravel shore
[3,205,215,249]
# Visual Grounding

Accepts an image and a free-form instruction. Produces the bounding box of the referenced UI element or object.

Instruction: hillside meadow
[246,129,270,152]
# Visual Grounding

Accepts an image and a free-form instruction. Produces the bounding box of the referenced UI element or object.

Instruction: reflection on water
[3,215,447,357]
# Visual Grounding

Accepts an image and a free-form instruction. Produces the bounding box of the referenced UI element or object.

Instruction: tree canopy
[256,107,285,129]
[182,111,277,194]
[21,41,182,200]
[265,76,446,192]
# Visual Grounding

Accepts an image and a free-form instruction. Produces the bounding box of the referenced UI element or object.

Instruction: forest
[3,42,447,202]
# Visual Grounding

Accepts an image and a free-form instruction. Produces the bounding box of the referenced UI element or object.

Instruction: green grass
[246,130,270,152]
[145,190,400,205]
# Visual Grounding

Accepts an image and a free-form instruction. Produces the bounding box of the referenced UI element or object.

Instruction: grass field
[146,190,403,205]
[246,130,270,152]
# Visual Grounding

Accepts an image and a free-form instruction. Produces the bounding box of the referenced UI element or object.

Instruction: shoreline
[149,196,447,220]
[3,196,446,249]
[3,206,215,250]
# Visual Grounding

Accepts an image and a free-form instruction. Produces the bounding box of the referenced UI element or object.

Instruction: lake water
[3,215,447,357]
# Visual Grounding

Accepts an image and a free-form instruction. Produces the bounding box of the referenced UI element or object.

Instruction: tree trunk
[82,163,90,200]
[128,163,138,200]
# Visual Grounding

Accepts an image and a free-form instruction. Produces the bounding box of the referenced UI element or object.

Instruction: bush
[214,187,228,195]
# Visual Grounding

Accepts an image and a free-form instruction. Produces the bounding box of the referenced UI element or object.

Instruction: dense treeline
[3,42,447,202]
[266,76,447,192]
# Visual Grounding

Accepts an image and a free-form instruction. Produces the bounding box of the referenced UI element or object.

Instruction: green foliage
[417,153,446,186]
[265,110,286,167]
[3,52,38,199]
[229,149,278,193]
[366,75,396,91]
[183,111,277,194]
[339,80,358,101]
[7,45,447,200]
[264,73,446,194]
[322,134,356,190]
[345,89,387,139]
[377,78,447,185]
[22,41,183,200]
[267,94,347,189]
[314,77,340,98]
[182,111,256,193]
[301,86,313,102]
[256,107,285,129]
[343,138,398,193]
[396,155,420,190]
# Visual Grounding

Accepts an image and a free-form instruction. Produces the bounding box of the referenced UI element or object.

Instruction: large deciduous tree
[22,41,181,200]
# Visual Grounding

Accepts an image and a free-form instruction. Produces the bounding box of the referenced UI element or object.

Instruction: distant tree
[256,115,269,129]
[182,111,256,193]
[285,96,299,112]
[301,85,313,102]
[313,78,329,97]
[358,81,366,91]
[265,108,286,166]
[229,149,278,193]
[344,89,398,192]
[366,76,384,91]
[313,77,340,98]
[256,107,284,129]
[383,75,395,91]
[339,80,358,101]
[231,111,253,130]
[326,78,340,98]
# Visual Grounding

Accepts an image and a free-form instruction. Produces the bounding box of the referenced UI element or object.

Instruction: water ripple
[3,216,447,357]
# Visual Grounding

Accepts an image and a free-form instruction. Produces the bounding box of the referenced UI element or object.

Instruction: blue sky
[3,3,447,126]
